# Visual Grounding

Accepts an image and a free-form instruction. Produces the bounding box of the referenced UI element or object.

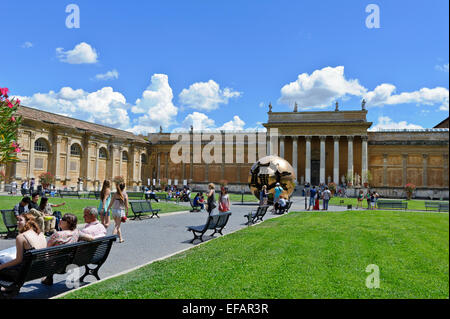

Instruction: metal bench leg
[79,265,101,283]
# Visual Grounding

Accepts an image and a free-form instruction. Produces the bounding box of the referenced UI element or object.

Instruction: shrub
[0,86,22,165]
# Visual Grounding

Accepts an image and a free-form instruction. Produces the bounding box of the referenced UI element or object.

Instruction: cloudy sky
[1,0,448,134]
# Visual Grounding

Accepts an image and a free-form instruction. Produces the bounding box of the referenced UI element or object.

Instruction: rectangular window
[70,161,77,171]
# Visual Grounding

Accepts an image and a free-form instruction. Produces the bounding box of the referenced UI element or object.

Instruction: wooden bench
[1,209,17,238]
[189,198,202,212]
[186,211,232,243]
[83,191,100,200]
[156,193,168,202]
[0,235,117,299]
[244,205,269,225]
[376,200,408,210]
[58,190,81,199]
[129,200,161,220]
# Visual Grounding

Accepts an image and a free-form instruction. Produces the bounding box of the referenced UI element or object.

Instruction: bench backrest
[215,211,232,228]
[1,209,16,227]
[130,201,144,213]
[19,235,117,285]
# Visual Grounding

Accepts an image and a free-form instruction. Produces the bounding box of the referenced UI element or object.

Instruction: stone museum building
[1,104,449,199]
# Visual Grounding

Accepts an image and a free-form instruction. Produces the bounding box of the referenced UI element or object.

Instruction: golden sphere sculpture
[248,155,296,203]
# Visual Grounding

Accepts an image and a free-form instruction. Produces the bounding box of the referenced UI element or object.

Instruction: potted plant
[405,183,416,200]
[39,172,55,190]
[345,173,353,187]
[328,182,337,195]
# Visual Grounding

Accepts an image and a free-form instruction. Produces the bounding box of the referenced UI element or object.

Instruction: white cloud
[130,74,178,133]
[179,80,241,111]
[278,66,366,109]
[16,86,130,129]
[218,115,246,131]
[369,116,424,131]
[21,41,33,48]
[364,84,449,111]
[435,63,449,72]
[95,69,119,81]
[56,42,98,64]
[279,65,449,111]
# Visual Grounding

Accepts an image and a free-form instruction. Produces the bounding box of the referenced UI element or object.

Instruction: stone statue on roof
[159,126,163,133]
[268,102,272,113]
[294,102,298,112]
[362,99,366,110]
[335,101,339,111]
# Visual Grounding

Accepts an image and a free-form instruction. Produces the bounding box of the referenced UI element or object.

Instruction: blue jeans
[309,197,315,207]
[323,199,329,210]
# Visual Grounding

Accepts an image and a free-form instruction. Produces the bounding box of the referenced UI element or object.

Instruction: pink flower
[16,98,20,105]
[7,101,14,108]
[0,87,9,96]
[10,116,15,122]
[14,147,21,153]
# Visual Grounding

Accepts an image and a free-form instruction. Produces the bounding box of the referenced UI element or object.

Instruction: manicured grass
[0,195,189,233]
[62,210,449,299]
[156,192,258,203]
[329,197,448,211]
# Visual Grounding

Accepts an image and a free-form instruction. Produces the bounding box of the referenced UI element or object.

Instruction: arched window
[99,147,108,159]
[34,138,49,152]
[141,153,147,164]
[70,143,82,156]
[122,151,128,162]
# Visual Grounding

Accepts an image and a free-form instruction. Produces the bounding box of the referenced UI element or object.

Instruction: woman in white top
[107,182,128,243]
[0,213,47,293]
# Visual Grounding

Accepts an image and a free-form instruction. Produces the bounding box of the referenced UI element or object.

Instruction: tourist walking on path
[259,185,268,206]
[365,191,371,209]
[107,182,128,243]
[98,180,112,229]
[206,183,217,215]
[308,186,317,210]
[218,186,230,213]
[357,190,364,209]
[313,189,320,211]
[322,186,332,210]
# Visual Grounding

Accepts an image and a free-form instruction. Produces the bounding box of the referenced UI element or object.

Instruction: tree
[0,86,22,165]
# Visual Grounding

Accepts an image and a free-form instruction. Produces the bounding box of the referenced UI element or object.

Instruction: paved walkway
[0,197,346,299]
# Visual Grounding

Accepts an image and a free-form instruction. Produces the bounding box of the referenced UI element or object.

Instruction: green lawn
[156,192,258,203]
[330,197,448,211]
[62,210,449,299]
[0,195,189,233]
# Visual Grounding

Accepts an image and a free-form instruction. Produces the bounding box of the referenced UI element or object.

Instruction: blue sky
[1,0,448,134]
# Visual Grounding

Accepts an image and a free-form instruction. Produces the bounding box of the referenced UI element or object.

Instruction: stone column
[165,152,169,180]
[157,152,161,181]
[443,153,449,187]
[280,136,285,159]
[292,136,298,182]
[94,144,99,186]
[361,136,368,184]
[118,147,123,177]
[319,136,326,184]
[266,135,271,156]
[347,136,354,183]
[383,153,388,186]
[29,132,36,179]
[221,131,225,180]
[54,135,62,181]
[402,153,408,186]
[333,136,340,184]
[138,150,143,185]
[65,137,72,181]
[422,154,428,187]
[305,136,311,184]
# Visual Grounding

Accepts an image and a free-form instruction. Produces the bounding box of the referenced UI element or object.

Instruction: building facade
[1,105,449,198]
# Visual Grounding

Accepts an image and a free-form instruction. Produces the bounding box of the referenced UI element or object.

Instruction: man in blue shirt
[309,186,316,211]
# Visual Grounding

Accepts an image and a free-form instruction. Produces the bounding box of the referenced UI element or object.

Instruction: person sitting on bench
[0,214,47,293]
[149,189,159,202]
[79,207,107,241]
[274,195,287,214]
[13,197,31,217]
[42,213,80,286]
